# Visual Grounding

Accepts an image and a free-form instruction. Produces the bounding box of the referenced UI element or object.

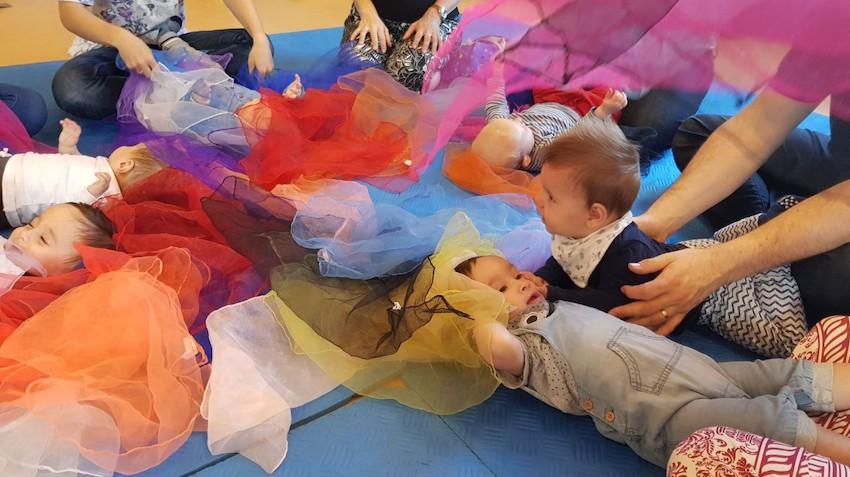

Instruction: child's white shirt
[2,152,121,228]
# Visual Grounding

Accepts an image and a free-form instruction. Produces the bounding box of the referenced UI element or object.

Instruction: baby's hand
[283,74,304,99]
[58,118,82,153]
[87,172,112,198]
[598,89,628,116]
[519,271,548,296]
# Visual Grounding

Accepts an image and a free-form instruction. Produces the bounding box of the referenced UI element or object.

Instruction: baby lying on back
[471,51,628,172]
[0,119,165,229]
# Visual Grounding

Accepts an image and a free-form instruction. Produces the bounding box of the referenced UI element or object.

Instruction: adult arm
[221,0,274,76]
[57,2,156,76]
[638,89,818,241]
[611,181,850,334]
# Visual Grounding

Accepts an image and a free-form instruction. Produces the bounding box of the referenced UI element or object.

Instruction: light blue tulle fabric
[292,155,550,279]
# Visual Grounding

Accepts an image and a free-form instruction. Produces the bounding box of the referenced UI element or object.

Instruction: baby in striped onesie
[471,72,628,172]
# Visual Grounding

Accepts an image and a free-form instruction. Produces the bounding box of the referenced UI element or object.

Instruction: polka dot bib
[551,212,634,288]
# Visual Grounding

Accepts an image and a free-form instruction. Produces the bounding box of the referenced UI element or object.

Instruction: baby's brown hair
[541,117,640,217]
[454,256,480,277]
[68,202,115,254]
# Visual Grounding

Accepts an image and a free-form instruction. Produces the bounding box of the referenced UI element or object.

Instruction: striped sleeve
[484,75,510,121]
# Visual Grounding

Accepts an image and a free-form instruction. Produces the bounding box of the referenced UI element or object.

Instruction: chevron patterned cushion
[666,316,850,476]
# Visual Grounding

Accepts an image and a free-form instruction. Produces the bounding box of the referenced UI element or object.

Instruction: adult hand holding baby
[632,213,670,242]
[609,246,730,335]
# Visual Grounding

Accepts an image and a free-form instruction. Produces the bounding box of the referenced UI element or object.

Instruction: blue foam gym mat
[0,25,834,477]
[127,386,356,477]
[198,326,756,477]
[194,397,495,477]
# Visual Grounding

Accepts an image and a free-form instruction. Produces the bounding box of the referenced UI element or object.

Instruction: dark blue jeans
[52,29,255,120]
[672,114,850,229]
[619,88,708,163]
[0,84,47,135]
[672,113,850,323]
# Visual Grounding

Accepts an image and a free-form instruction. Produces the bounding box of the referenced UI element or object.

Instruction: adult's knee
[52,64,118,120]
[385,43,428,91]
[671,115,725,171]
[792,243,850,325]
[0,85,47,135]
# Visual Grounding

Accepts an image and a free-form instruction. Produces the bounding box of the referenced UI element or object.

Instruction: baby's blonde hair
[120,144,168,187]
[471,119,527,169]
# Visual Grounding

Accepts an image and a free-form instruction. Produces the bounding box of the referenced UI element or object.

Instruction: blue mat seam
[438,415,498,477]
[182,392,360,476]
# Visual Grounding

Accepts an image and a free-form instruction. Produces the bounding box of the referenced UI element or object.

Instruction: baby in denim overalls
[474,291,850,466]
[469,294,850,467]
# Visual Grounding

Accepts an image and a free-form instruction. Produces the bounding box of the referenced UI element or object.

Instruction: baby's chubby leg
[664,395,821,461]
[796,362,850,465]
[831,362,850,410]
[718,359,833,411]
[721,359,850,411]
[813,426,850,466]
[665,360,850,466]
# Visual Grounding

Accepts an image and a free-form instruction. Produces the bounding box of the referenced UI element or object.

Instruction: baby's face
[471,119,534,169]
[9,204,87,276]
[465,256,546,309]
[538,163,595,238]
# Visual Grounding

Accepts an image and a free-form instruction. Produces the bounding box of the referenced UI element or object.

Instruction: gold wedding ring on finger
[660,309,669,319]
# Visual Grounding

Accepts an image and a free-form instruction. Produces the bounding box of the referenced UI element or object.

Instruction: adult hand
[248,36,274,77]
[633,213,671,243]
[608,247,727,335]
[350,11,392,53]
[403,7,443,54]
[115,31,156,77]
